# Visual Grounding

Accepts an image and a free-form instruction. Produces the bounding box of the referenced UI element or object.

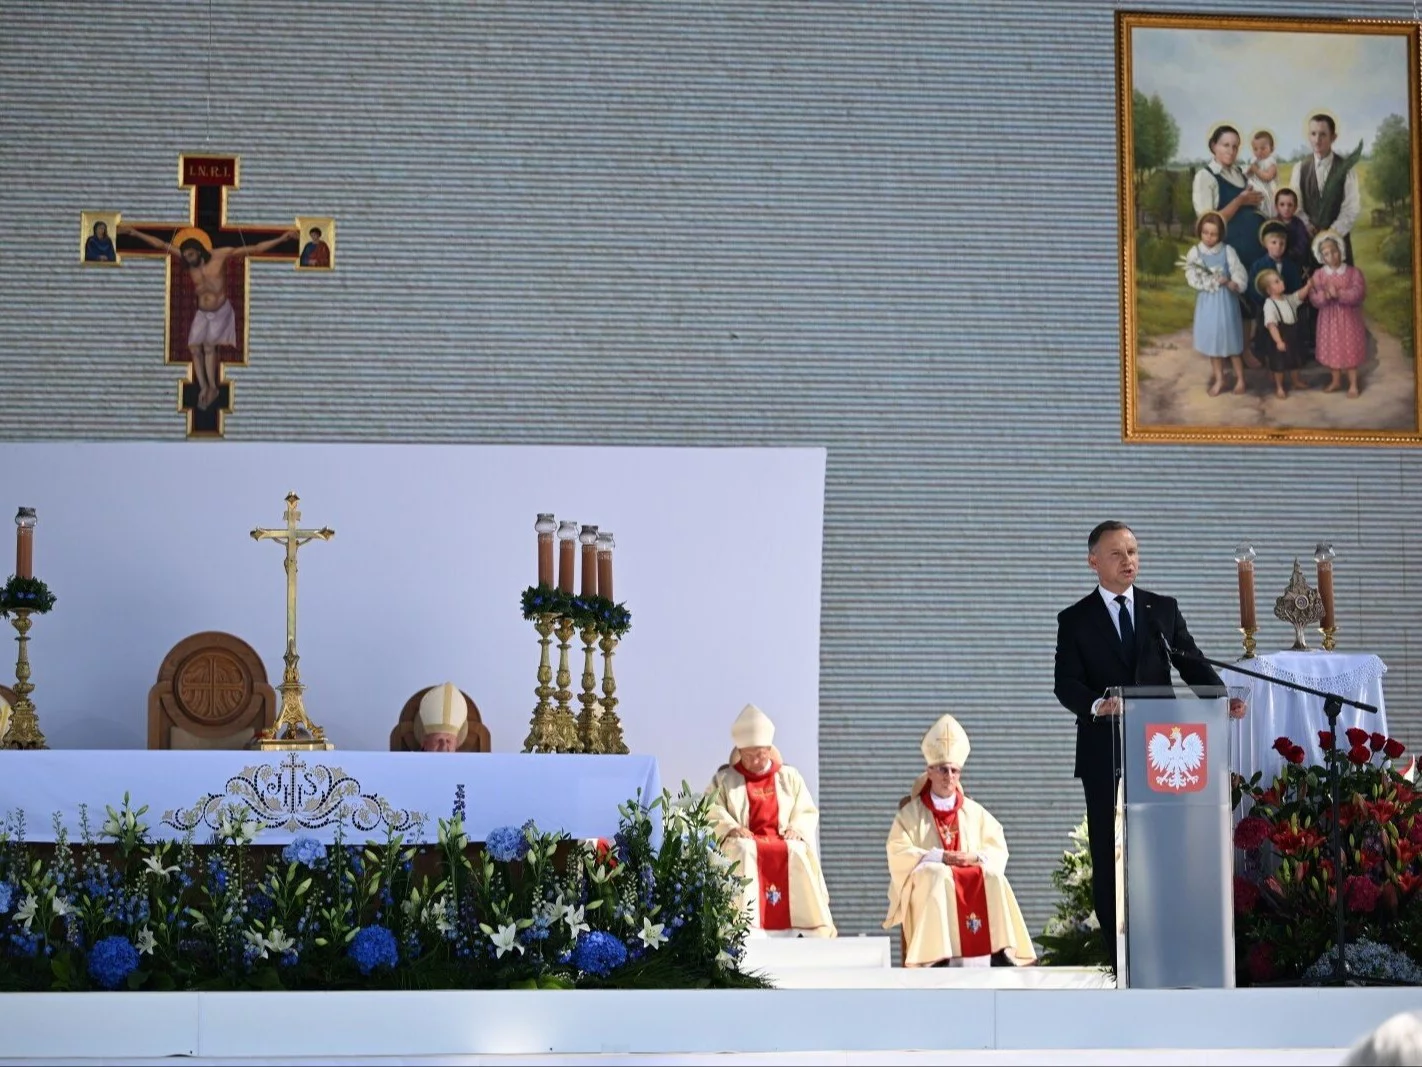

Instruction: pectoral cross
[251,492,335,749]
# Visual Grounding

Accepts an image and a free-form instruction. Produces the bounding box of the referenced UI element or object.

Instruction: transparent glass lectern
[1110,685,1235,989]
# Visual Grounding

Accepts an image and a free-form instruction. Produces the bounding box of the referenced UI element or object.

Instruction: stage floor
[0,939,1398,1064]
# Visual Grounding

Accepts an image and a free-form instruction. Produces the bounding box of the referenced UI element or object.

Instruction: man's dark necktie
[1115,594,1136,663]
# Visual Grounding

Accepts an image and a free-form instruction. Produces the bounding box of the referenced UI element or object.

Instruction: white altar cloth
[0,751,661,844]
[1221,651,1388,788]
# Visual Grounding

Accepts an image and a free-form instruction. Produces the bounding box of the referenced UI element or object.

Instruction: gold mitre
[730,703,775,748]
[414,682,468,745]
[921,713,970,767]
[0,695,10,744]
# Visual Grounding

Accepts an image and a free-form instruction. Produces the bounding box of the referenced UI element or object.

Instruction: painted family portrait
[1117,13,1422,445]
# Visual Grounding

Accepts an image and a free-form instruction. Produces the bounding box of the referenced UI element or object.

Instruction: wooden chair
[148,631,276,750]
[0,684,16,708]
[389,686,491,753]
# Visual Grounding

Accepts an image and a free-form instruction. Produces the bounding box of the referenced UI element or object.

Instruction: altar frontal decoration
[1233,542,1343,658]
[249,493,335,751]
[521,514,632,754]
[1,508,56,750]
[81,155,334,439]
[0,786,765,992]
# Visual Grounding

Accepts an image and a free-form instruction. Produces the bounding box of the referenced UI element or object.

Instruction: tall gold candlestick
[1234,543,1257,633]
[552,615,580,751]
[1315,543,1337,645]
[598,632,628,754]
[576,626,603,753]
[2,610,46,750]
[522,613,560,752]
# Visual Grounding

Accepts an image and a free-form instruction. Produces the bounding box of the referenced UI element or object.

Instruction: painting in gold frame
[1117,11,1422,446]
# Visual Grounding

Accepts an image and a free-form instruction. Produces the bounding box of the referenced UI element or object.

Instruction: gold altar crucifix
[250,492,336,750]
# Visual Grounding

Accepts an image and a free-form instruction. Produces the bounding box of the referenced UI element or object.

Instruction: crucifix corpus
[250,492,336,751]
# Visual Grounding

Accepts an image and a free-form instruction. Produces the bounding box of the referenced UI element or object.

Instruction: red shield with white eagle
[1145,723,1207,793]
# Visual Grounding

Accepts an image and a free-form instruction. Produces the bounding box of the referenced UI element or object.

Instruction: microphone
[1148,609,1174,661]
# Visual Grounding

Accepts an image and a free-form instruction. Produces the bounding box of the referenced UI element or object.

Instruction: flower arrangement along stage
[0,575,56,617]
[0,785,767,992]
[1035,816,1109,969]
[1233,729,1422,985]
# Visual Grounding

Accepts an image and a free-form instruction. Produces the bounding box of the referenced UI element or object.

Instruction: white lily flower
[15,893,38,930]
[135,928,157,956]
[243,928,269,959]
[489,923,524,958]
[715,948,735,969]
[637,916,667,950]
[143,855,179,880]
[51,897,72,918]
[563,904,590,939]
[264,927,295,954]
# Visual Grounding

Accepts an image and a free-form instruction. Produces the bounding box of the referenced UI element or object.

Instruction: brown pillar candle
[14,508,35,580]
[1237,560,1257,631]
[1317,561,1336,631]
[535,514,556,588]
[557,521,578,594]
[597,533,614,603]
[579,525,599,597]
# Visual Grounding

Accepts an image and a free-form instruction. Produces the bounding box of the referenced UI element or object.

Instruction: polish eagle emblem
[1146,724,1207,793]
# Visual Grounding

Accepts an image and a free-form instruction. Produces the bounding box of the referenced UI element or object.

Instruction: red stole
[739,761,791,930]
[919,784,993,958]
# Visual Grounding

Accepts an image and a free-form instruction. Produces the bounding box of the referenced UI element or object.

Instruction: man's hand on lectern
[1094,696,1121,718]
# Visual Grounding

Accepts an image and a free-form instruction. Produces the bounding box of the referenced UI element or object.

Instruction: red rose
[1371,732,1388,752]
[1346,727,1371,749]
[1234,816,1270,851]
[1348,745,1372,766]
[1287,746,1306,765]
[1345,874,1380,913]
[1385,739,1407,760]
[1273,737,1295,756]
[1233,876,1260,914]
[1318,731,1335,752]
[1247,942,1276,982]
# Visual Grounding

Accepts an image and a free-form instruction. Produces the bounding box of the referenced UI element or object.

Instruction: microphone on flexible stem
[1149,612,1174,663]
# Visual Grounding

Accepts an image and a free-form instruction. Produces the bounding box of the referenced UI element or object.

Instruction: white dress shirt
[1090,585,1136,717]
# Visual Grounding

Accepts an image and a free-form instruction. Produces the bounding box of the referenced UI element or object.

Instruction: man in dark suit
[1053,521,1243,969]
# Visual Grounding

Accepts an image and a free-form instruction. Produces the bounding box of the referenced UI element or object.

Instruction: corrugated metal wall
[2,0,1420,946]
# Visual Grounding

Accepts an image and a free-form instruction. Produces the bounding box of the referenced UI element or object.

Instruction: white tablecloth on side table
[1221,651,1388,788]
[0,750,661,845]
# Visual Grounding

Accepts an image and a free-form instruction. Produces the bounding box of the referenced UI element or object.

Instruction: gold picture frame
[1117,12,1422,446]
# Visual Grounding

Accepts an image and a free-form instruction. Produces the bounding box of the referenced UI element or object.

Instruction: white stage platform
[0,937,1403,1065]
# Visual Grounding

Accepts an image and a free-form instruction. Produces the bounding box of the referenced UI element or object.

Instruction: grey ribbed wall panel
[3,0,1421,947]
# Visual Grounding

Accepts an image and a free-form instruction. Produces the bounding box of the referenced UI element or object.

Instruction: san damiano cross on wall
[80,155,336,438]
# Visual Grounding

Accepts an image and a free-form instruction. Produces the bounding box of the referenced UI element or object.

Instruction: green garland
[0,575,56,618]
[520,585,632,637]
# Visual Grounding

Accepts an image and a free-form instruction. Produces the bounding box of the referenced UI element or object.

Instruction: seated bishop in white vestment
[705,704,836,937]
[883,714,1036,966]
[416,682,466,752]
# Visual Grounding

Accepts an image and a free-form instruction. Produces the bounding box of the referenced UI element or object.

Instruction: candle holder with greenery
[1,573,57,750]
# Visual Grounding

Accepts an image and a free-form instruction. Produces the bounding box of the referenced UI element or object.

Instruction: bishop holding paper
[705,704,836,938]
[884,714,1036,967]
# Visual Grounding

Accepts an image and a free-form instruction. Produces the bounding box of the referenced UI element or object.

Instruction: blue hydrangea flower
[88,935,141,990]
[0,881,14,913]
[485,825,529,863]
[282,835,327,867]
[348,925,399,976]
[572,931,627,977]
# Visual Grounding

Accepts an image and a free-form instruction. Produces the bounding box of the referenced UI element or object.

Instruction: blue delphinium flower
[348,925,399,976]
[485,825,529,863]
[0,881,14,913]
[282,835,327,867]
[452,784,467,820]
[572,931,627,977]
[88,935,141,990]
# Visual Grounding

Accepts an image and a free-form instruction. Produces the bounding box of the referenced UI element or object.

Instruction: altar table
[1221,651,1389,788]
[0,750,661,844]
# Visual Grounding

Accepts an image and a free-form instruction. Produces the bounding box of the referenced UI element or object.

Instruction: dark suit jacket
[1053,587,1224,783]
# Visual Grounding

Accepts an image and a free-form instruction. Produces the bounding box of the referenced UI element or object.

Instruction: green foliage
[520,585,632,637]
[1172,168,1197,233]
[1132,90,1180,175]
[0,784,766,992]
[1367,114,1413,219]
[1381,230,1413,276]
[1036,816,1110,969]
[1141,170,1175,234]
[0,576,56,618]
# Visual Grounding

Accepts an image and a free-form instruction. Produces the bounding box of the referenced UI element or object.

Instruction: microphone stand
[1159,633,1376,987]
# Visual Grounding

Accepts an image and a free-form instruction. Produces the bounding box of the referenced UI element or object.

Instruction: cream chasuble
[705,761,836,937]
[884,780,1036,965]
